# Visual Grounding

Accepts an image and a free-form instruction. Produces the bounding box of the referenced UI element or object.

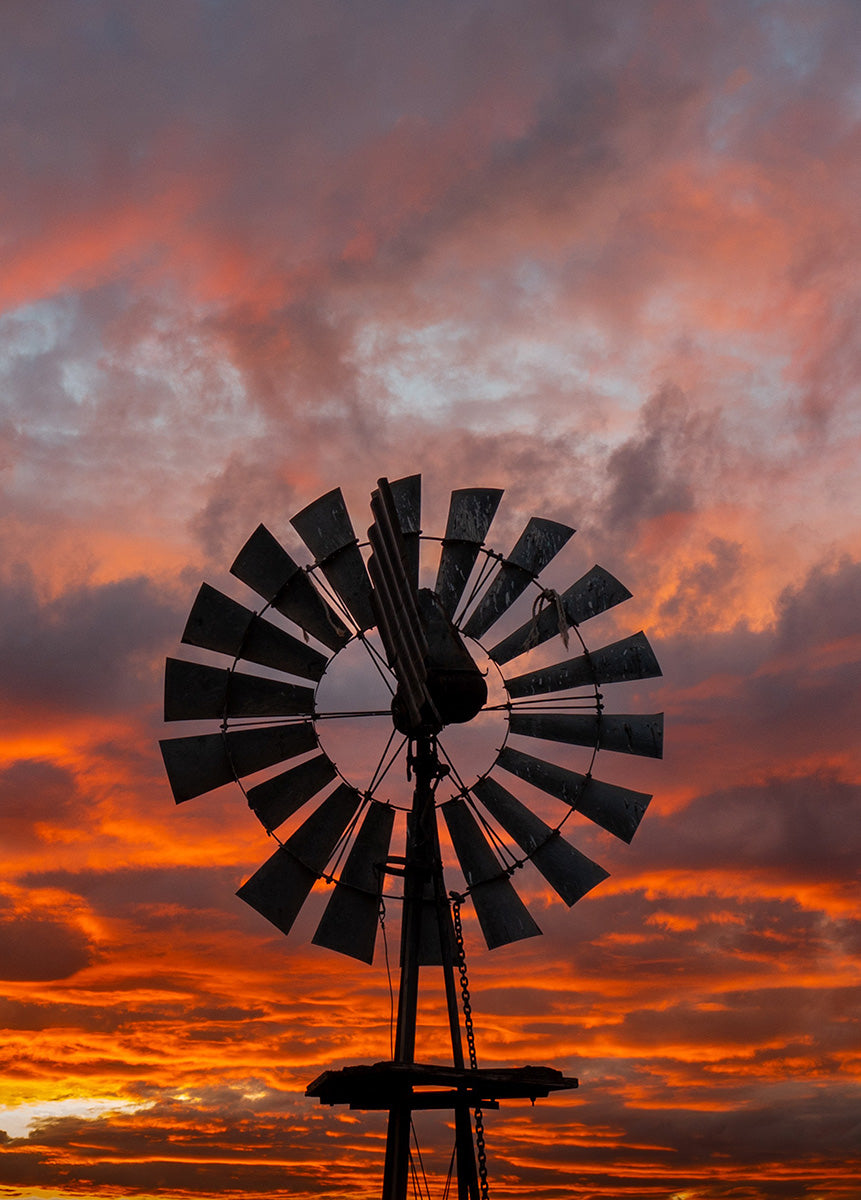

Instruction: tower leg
[382,735,435,1200]
[382,1103,412,1200]
[454,1102,479,1200]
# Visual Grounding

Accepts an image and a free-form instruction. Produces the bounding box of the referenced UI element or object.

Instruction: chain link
[451,894,489,1200]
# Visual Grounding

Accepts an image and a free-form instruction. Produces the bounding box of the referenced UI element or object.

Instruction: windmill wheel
[160,476,663,962]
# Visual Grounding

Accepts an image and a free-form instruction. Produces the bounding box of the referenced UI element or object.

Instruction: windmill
[159,475,663,1200]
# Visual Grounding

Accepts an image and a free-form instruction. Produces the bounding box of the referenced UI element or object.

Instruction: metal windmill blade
[441,797,541,949]
[164,657,315,721]
[496,745,652,844]
[509,711,664,759]
[182,582,328,680]
[230,524,351,651]
[461,516,575,640]
[246,752,339,833]
[290,487,376,631]
[471,776,608,907]
[236,783,363,938]
[312,801,396,963]
[160,722,319,804]
[504,631,661,696]
[434,487,503,617]
[487,566,633,665]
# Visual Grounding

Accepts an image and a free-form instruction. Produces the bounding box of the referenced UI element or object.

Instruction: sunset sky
[1,2,860,1198]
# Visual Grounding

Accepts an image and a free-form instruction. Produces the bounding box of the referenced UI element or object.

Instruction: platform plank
[306,1061,577,1109]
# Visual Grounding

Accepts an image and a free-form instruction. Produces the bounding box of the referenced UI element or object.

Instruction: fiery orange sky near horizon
[1,3,860,1198]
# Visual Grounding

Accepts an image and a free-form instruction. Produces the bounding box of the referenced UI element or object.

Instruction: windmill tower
[160,475,663,1199]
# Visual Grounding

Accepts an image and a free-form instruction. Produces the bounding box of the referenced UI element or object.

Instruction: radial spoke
[453,551,497,628]
[307,566,362,637]
[203,714,316,728]
[462,785,521,870]
[323,794,369,882]
[482,695,599,714]
[433,737,472,797]
[353,629,397,697]
[367,729,408,796]
[315,708,394,720]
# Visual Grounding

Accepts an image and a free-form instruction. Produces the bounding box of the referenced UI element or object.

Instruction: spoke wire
[305,564,361,637]
[212,714,313,728]
[453,548,500,629]
[315,708,393,720]
[462,783,521,871]
[305,562,397,695]
[318,793,374,889]
[354,627,397,696]
[483,693,600,713]
[441,1143,457,1200]
[220,710,394,729]
[367,727,408,795]
[378,898,395,1058]
[409,1121,432,1200]
[432,736,472,798]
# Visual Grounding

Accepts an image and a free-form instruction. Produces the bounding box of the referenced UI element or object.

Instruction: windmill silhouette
[160,475,663,1199]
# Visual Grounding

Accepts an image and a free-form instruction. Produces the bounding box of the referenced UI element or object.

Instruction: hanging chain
[451,893,489,1200]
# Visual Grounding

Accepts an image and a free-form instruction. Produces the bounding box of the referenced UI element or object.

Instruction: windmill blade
[510,711,664,759]
[497,745,651,843]
[181,583,328,681]
[506,631,662,697]
[236,784,363,938]
[434,487,504,617]
[164,657,315,721]
[441,798,541,949]
[246,752,338,833]
[159,722,318,804]
[472,776,608,906]
[312,802,396,963]
[462,517,575,641]
[388,473,422,588]
[291,487,376,631]
[230,524,350,651]
[488,566,633,664]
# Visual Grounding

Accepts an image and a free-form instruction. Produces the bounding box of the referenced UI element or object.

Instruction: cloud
[1,758,79,831]
[0,3,859,1198]
[0,907,95,981]
[640,772,861,885]
[604,385,712,530]
[0,566,180,717]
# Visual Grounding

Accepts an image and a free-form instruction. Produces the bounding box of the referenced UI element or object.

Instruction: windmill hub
[391,587,488,735]
[314,630,506,810]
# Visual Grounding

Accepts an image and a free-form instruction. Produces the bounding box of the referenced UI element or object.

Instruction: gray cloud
[0,566,180,715]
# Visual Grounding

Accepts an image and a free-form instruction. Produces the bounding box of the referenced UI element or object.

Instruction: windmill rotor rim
[160,478,662,950]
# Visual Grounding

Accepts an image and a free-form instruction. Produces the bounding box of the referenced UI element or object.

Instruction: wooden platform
[306,1061,578,1111]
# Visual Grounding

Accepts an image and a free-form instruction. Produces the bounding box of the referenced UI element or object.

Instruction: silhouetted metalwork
[160,473,663,1200]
